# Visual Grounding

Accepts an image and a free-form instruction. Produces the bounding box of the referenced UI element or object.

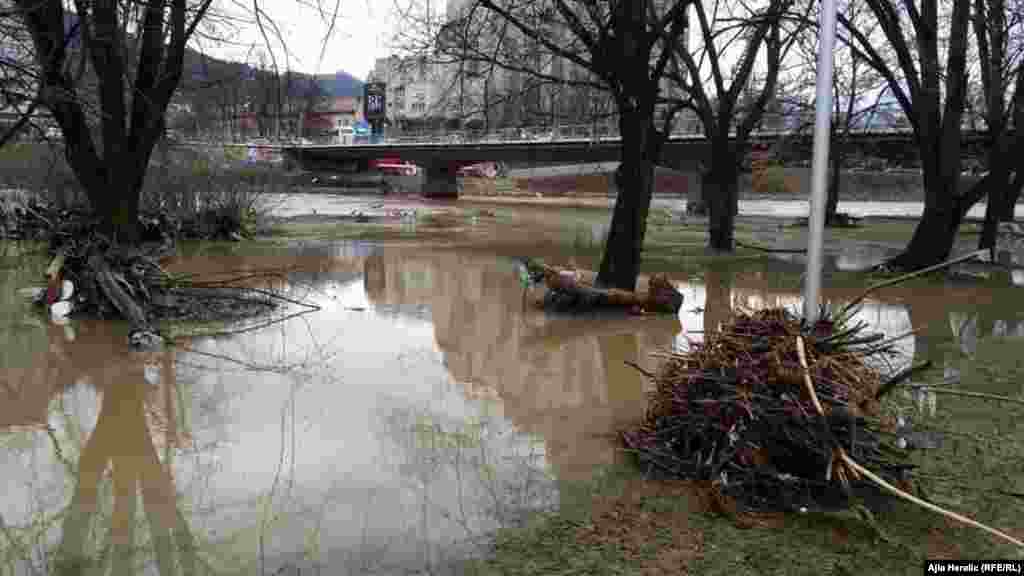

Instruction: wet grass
[460,329,1024,575]
[461,461,930,576]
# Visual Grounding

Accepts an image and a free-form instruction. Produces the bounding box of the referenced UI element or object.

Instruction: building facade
[368,55,452,130]
[357,1,692,135]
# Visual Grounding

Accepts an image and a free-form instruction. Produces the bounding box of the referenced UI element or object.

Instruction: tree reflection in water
[56,363,196,576]
[0,319,197,576]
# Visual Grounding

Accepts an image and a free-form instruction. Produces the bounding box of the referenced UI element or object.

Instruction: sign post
[364,82,387,143]
[802,0,838,324]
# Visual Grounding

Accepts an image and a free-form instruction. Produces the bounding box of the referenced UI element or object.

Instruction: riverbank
[463,334,1024,576]
[460,164,992,204]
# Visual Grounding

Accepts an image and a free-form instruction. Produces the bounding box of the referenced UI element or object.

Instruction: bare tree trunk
[1006,171,1023,218]
[891,166,963,268]
[703,261,734,334]
[825,138,843,225]
[597,110,657,290]
[706,142,739,251]
[978,150,1014,249]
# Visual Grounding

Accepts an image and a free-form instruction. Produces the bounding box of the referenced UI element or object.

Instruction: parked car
[458,162,499,178]
[370,158,419,176]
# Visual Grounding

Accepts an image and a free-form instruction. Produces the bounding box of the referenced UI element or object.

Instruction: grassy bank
[461,327,1024,575]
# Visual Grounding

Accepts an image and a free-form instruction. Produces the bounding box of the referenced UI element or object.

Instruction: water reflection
[3,240,1024,574]
[1,319,193,576]
[363,250,679,482]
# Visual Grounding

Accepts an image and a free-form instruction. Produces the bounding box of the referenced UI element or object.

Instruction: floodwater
[267,191,1024,221]
[2,203,1024,575]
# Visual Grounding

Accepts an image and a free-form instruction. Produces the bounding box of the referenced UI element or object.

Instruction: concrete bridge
[224,125,1000,198]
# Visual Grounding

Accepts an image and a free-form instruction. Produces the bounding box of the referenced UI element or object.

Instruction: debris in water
[49,300,73,322]
[519,258,683,315]
[129,329,164,351]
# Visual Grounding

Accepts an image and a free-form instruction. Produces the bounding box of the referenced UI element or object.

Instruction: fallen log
[521,259,684,315]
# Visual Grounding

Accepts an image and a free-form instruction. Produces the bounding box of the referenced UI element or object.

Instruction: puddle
[2,226,1024,573]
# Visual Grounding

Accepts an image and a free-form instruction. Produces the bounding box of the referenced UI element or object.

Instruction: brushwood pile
[10,202,278,335]
[622,308,912,514]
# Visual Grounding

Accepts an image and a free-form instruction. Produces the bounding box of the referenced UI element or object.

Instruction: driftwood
[89,252,152,331]
[523,260,684,315]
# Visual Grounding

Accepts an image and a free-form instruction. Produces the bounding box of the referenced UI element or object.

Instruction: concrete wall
[460,165,986,202]
[743,167,984,202]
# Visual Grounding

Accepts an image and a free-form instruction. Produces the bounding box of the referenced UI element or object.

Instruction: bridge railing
[352,113,803,146]
[181,113,941,149]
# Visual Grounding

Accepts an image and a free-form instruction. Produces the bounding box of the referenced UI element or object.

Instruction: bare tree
[963,0,1023,250]
[670,0,807,249]
[839,0,973,269]
[779,0,886,225]
[8,0,215,242]
[0,3,82,146]
[402,0,693,290]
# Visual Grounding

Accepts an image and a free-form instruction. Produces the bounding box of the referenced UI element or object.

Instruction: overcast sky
[202,0,417,78]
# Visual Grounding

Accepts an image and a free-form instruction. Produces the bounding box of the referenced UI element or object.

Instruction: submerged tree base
[15,202,295,341]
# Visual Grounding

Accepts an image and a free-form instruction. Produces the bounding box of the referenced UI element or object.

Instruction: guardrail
[181,118,938,150]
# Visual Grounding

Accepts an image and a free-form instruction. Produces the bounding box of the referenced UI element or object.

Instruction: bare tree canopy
[966,0,1024,250]
[2,0,349,242]
[839,0,977,268]
[669,0,808,248]
[396,0,806,285]
[4,0,214,241]
[401,0,694,289]
[778,0,886,225]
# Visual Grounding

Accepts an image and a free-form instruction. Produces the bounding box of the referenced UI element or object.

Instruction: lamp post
[802,0,838,324]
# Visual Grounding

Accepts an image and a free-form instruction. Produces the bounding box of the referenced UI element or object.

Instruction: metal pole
[802,0,838,324]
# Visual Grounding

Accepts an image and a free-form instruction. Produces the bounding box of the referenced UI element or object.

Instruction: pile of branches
[622,308,912,514]
[41,230,281,330]
[18,211,299,342]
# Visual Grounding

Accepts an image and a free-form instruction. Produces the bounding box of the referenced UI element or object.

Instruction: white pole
[802,0,838,324]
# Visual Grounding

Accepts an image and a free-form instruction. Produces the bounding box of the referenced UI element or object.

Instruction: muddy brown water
[2,205,1024,574]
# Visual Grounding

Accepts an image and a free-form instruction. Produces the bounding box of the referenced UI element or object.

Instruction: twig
[736,239,807,254]
[914,387,1024,407]
[169,308,319,340]
[797,336,1024,549]
[841,249,990,317]
[875,361,933,400]
[625,360,657,379]
[796,336,859,484]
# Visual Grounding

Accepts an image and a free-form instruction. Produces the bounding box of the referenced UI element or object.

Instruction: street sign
[364,82,386,121]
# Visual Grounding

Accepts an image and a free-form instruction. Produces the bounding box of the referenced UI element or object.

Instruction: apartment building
[368,55,453,129]
[438,0,689,132]
[357,1,692,134]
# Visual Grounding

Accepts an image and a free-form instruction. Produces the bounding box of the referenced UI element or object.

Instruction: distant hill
[315,71,364,98]
[180,47,363,98]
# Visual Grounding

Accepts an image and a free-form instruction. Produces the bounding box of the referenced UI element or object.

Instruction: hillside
[315,71,364,98]
[180,47,363,98]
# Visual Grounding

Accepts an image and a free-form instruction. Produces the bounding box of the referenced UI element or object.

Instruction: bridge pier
[421,162,460,198]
